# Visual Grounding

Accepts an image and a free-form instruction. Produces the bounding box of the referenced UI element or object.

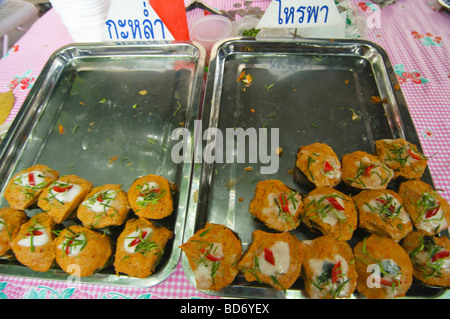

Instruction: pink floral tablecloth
[0,0,449,299]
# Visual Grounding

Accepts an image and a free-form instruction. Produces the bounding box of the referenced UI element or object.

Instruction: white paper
[103,0,174,41]
[256,0,345,38]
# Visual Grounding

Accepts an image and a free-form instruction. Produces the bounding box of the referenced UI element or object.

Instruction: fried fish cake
[128,175,173,219]
[0,207,28,256]
[302,236,357,299]
[114,218,173,278]
[77,184,130,229]
[180,223,242,291]
[54,225,112,277]
[238,230,303,291]
[353,189,412,242]
[341,151,394,190]
[399,180,450,235]
[249,180,303,232]
[402,231,450,287]
[353,234,413,298]
[38,174,93,224]
[4,164,59,210]
[375,138,427,180]
[294,143,342,188]
[11,212,56,272]
[302,187,357,241]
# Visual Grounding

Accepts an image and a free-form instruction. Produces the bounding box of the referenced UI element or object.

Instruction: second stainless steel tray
[0,41,205,287]
[183,38,448,298]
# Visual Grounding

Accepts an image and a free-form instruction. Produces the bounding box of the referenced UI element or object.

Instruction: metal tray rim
[182,37,448,299]
[0,41,206,288]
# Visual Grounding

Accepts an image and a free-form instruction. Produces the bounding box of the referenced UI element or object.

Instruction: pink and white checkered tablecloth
[0,0,449,299]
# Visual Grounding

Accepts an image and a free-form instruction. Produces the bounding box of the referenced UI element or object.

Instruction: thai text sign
[256,0,344,31]
[103,0,174,41]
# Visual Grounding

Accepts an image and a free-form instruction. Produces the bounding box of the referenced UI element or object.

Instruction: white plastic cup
[50,0,111,42]
[190,15,234,57]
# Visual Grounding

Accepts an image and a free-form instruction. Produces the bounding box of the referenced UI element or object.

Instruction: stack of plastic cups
[50,0,111,42]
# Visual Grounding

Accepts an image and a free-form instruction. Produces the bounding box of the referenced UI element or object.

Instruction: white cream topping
[442,256,450,276]
[258,241,290,277]
[379,259,402,298]
[136,182,160,204]
[381,140,420,165]
[194,263,214,290]
[307,255,350,298]
[14,171,48,189]
[417,206,447,233]
[124,227,153,254]
[17,227,49,247]
[365,197,411,223]
[262,192,301,217]
[82,189,118,213]
[205,243,223,259]
[58,232,86,257]
[323,158,342,180]
[309,195,347,226]
[193,242,224,290]
[49,183,82,204]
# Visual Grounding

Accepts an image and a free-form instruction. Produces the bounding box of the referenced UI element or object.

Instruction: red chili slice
[28,173,36,186]
[25,230,43,237]
[380,278,400,287]
[331,260,342,284]
[65,240,73,255]
[376,198,388,205]
[205,252,221,262]
[279,193,290,213]
[425,204,440,219]
[264,247,275,265]
[364,164,376,177]
[323,161,333,173]
[97,194,104,202]
[408,148,422,161]
[52,185,73,193]
[431,250,449,262]
[139,188,160,197]
[327,197,345,211]
[129,231,148,247]
[199,248,222,262]
[375,198,396,213]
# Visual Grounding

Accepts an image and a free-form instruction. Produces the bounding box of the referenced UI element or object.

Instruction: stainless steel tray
[183,38,449,298]
[0,41,205,287]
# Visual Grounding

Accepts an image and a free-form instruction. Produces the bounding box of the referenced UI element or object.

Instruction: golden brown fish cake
[128,175,173,219]
[341,151,394,190]
[4,164,59,210]
[294,143,342,188]
[0,207,28,256]
[302,236,357,299]
[249,180,303,232]
[38,175,93,224]
[353,189,413,242]
[302,187,357,241]
[402,231,450,287]
[77,184,130,229]
[180,223,242,291]
[11,212,56,272]
[238,230,303,291]
[375,138,427,180]
[54,225,112,277]
[398,179,450,235]
[353,234,413,299]
[114,218,173,278]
